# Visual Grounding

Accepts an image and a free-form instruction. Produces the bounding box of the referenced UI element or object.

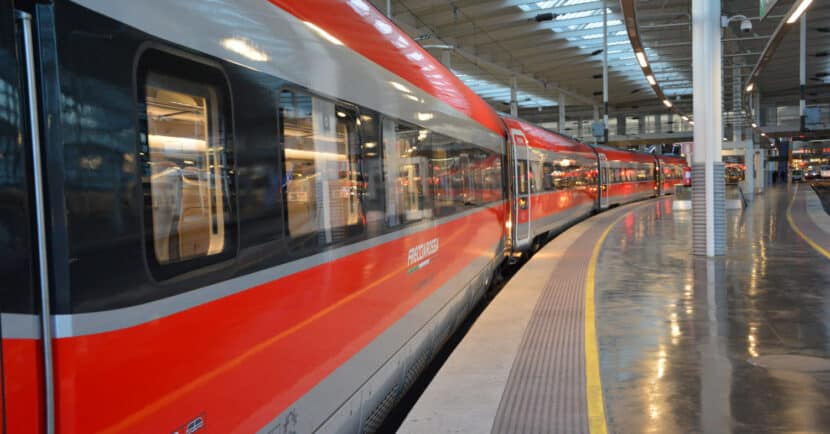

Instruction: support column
[799,13,806,132]
[692,0,725,257]
[602,0,609,143]
[754,91,764,194]
[558,91,566,133]
[386,0,391,18]
[732,64,742,144]
[510,76,518,118]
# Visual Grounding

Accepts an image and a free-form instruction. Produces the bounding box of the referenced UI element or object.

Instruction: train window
[431,133,463,217]
[358,112,385,236]
[517,160,528,195]
[279,89,364,245]
[542,162,555,191]
[383,119,432,227]
[143,72,231,266]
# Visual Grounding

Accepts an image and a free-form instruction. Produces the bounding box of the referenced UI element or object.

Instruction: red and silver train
[0,1,687,432]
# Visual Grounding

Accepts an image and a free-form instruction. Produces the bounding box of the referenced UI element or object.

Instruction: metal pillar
[754,90,764,194]
[602,0,609,143]
[799,13,806,131]
[558,90,566,133]
[732,64,742,144]
[386,0,392,18]
[692,0,725,257]
[510,76,518,117]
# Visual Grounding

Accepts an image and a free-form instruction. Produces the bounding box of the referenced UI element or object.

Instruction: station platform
[398,185,830,434]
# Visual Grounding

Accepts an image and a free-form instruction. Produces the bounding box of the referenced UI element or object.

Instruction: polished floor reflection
[596,187,830,434]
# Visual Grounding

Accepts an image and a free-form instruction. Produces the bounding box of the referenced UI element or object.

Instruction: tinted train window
[279,89,365,245]
[517,160,528,195]
[382,119,432,227]
[143,72,232,266]
[542,162,555,191]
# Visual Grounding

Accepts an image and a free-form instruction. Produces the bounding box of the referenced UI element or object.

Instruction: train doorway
[598,154,609,209]
[510,129,531,246]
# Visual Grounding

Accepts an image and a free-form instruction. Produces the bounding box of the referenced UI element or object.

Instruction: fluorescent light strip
[646,75,656,85]
[636,51,648,67]
[787,0,813,24]
[663,100,672,108]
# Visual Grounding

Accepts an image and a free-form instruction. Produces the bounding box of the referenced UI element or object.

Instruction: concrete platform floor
[597,186,830,433]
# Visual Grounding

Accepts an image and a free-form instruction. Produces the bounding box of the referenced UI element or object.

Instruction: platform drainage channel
[748,355,830,372]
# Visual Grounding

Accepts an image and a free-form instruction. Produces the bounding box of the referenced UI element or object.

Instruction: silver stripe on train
[52,203,505,338]
[1,313,41,339]
[69,0,503,151]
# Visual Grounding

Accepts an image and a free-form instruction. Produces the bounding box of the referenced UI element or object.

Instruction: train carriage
[656,154,689,195]
[1,0,508,432]
[593,145,658,208]
[503,117,598,253]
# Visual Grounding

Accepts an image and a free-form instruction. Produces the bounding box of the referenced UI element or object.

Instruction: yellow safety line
[786,184,830,260]
[585,208,632,434]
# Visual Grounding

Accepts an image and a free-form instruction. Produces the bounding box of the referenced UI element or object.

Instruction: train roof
[656,154,689,165]
[593,145,657,164]
[501,117,596,156]
[270,0,504,136]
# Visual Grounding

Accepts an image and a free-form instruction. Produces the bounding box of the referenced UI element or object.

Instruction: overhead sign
[760,0,779,19]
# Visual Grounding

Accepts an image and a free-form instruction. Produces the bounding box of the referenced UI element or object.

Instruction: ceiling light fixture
[746,82,754,92]
[636,51,648,68]
[647,75,656,85]
[663,100,672,108]
[787,0,813,24]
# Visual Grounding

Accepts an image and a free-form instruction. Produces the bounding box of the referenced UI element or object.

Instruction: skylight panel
[583,19,621,29]
[555,10,595,20]
[518,0,561,11]
[452,71,557,108]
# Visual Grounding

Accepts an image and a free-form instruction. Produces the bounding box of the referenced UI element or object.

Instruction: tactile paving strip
[490,206,633,434]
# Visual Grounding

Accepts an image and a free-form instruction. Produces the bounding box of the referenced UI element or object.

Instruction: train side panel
[28,0,507,432]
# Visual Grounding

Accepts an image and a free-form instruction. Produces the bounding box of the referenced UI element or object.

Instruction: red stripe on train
[268,0,505,136]
[52,205,505,433]
[2,339,44,434]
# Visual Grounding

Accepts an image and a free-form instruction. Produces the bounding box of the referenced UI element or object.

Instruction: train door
[510,129,531,246]
[655,159,664,195]
[4,4,51,433]
[597,153,609,209]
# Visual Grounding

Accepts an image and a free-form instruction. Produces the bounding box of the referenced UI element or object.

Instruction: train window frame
[135,48,238,282]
